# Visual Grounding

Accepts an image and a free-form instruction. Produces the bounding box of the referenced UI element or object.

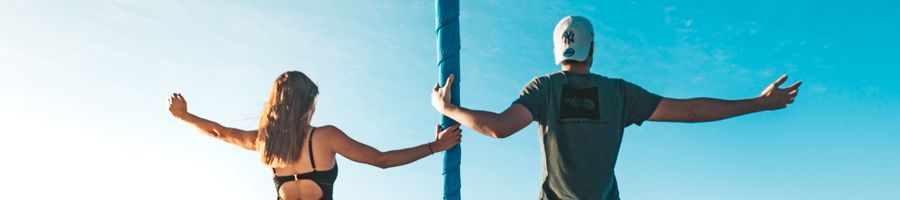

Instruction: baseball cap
[553,16,595,65]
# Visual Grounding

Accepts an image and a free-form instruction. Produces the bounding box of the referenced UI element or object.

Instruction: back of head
[553,16,595,66]
[258,71,319,168]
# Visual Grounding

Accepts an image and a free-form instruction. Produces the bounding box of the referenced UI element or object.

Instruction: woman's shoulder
[315,125,339,132]
[313,125,352,150]
[314,125,346,138]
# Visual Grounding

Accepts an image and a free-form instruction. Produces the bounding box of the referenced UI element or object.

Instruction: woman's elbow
[374,163,390,169]
[372,154,393,169]
[374,161,392,169]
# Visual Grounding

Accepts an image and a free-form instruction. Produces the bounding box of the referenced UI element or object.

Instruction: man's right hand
[431,74,455,114]
[757,74,802,110]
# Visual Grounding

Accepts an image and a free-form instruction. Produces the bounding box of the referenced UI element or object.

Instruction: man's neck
[561,63,590,74]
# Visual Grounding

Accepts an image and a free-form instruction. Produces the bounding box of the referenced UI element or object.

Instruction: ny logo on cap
[563,31,575,45]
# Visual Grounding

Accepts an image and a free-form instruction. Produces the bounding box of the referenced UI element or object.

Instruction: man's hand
[757,74,802,110]
[168,93,190,119]
[431,74,455,114]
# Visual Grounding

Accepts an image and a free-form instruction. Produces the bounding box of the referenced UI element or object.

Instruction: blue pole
[436,0,461,199]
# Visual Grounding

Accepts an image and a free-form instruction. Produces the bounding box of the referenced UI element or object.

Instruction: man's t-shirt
[514,71,662,200]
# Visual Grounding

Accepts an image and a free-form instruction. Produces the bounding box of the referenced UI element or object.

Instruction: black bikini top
[272,127,338,200]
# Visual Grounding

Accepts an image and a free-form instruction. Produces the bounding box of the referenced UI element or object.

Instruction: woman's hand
[431,123,462,152]
[167,92,258,150]
[168,93,190,120]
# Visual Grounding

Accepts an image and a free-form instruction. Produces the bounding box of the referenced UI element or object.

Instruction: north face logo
[560,84,600,120]
[562,31,575,45]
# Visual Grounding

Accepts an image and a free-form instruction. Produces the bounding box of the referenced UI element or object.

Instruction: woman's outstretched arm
[324,124,461,169]
[168,93,258,151]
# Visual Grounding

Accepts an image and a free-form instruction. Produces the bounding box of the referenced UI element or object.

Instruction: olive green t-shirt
[514,71,662,200]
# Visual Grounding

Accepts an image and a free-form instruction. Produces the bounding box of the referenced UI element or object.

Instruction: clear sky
[2,0,899,199]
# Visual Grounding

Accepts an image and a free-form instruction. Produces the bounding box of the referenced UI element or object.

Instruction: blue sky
[1,0,898,199]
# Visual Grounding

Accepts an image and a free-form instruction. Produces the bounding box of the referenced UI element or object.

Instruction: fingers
[443,74,455,91]
[433,82,440,92]
[170,93,186,102]
[169,93,187,106]
[437,124,462,139]
[788,89,799,97]
[786,81,802,90]
[772,74,788,87]
[784,81,801,99]
[433,124,462,151]
[435,124,441,140]
[444,123,461,132]
[449,124,462,142]
[169,93,179,103]
[447,128,462,137]
[452,131,462,144]
[446,128,462,142]
[436,124,461,135]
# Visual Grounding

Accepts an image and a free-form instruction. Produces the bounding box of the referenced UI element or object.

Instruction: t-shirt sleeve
[513,77,544,121]
[621,80,662,127]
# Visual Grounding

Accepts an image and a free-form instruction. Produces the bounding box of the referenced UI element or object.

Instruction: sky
[1,0,899,199]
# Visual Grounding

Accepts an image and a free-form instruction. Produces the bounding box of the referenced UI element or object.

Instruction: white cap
[553,16,595,65]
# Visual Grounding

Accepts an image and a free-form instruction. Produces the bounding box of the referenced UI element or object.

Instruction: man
[430,16,801,200]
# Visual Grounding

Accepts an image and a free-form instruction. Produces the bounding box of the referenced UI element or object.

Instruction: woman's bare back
[272,126,337,200]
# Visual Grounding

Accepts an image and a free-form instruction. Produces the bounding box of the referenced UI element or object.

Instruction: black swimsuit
[272,127,338,200]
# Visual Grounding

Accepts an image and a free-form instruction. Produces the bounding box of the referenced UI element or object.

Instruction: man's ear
[586,42,595,68]
[589,42,595,56]
[586,42,595,61]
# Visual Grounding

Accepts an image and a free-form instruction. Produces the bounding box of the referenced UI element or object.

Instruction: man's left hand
[757,74,802,110]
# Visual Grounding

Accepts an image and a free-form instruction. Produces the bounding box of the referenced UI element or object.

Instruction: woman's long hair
[258,71,319,167]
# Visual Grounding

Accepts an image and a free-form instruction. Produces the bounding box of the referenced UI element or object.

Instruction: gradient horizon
[1,1,898,199]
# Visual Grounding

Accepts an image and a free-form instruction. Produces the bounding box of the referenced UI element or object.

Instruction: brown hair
[258,71,319,167]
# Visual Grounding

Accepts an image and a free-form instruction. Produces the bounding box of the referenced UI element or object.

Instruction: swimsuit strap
[308,127,318,171]
[271,127,320,175]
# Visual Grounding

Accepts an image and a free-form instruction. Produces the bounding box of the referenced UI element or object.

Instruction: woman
[168,71,461,200]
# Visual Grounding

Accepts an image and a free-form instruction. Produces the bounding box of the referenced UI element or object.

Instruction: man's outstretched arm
[649,74,802,122]
[431,74,533,138]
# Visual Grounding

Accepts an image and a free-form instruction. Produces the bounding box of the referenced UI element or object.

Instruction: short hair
[560,59,585,66]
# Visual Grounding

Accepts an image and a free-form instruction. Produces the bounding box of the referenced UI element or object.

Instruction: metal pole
[436,0,461,199]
